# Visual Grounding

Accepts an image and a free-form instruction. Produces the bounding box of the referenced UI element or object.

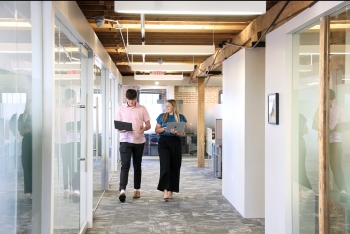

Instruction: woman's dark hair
[126,89,137,100]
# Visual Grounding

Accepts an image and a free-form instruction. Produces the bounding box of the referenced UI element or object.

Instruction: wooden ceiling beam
[96,32,237,38]
[95,29,242,34]
[87,19,250,26]
[89,22,246,32]
[191,1,315,82]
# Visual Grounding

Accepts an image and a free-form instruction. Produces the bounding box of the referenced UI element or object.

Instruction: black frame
[218,90,223,104]
[268,93,279,125]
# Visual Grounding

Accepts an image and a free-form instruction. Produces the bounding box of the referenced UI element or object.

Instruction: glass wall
[292,5,350,232]
[292,21,320,233]
[0,1,39,233]
[327,6,350,233]
[53,18,84,232]
[93,59,103,209]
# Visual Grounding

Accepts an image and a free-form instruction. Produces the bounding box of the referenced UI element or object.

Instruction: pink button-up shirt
[115,103,150,144]
[55,104,81,144]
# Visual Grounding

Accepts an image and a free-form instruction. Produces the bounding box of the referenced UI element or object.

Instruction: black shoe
[340,193,350,203]
[119,193,126,202]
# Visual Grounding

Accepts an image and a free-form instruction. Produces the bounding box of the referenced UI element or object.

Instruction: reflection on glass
[93,59,103,209]
[0,1,35,233]
[327,6,350,232]
[292,22,320,233]
[54,20,82,232]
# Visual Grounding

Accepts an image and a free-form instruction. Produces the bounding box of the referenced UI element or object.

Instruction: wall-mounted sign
[150,71,165,75]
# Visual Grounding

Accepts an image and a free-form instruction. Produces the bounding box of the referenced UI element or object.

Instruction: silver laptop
[165,122,185,133]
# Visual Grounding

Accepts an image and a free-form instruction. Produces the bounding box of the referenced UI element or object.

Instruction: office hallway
[87,156,265,234]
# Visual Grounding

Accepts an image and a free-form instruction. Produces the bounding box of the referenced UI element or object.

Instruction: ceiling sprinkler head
[157,58,163,64]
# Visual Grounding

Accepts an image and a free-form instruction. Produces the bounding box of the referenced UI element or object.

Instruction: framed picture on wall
[218,90,223,104]
[268,93,279,125]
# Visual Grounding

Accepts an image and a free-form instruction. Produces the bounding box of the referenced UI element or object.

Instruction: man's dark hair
[65,88,76,100]
[330,89,336,100]
[126,89,137,100]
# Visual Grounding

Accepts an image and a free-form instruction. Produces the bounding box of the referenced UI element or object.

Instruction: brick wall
[174,86,222,104]
[161,89,166,100]
[122,86,140,103]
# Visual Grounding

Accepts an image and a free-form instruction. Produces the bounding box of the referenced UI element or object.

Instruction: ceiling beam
[191,1,315,82]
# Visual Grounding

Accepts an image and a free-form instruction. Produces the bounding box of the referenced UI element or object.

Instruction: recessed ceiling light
[155,81,159,85]
[131,63,194,71]
[114,1,265,15]
[127,45,215,55]
[134,74,183,80]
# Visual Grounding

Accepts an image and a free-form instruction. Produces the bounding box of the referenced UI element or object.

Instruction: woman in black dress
[155,99,187,200]
[18,99,32,199]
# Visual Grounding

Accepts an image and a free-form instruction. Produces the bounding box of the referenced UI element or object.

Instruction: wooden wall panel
[318,15,329,234]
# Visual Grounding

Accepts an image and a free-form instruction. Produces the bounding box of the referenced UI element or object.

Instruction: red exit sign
[151,71,165,75]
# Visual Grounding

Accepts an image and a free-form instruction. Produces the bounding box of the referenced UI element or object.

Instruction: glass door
[93,59,103,210]
[53,18,86,232]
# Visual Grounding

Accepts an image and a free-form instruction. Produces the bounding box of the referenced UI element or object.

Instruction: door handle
[77,158,86,161]
[78,105,85,108]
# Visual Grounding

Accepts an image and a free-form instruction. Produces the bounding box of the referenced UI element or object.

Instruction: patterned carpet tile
[87,157,265,234]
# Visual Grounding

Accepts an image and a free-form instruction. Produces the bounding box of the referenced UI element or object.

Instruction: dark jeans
[330,142,347,192]
[157,136,182,193]
[119,142,144,191]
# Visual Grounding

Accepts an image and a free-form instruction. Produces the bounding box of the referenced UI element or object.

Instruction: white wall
[265,1,347,234]
[222,48,265,218]
[245,49,265,217]
[223,49,245,215]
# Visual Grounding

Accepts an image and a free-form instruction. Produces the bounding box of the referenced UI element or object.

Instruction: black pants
[330,142,347,191]
[21,133,32,194]
[119,142,144,191]
[62,142,81,190]
[157,136,182,193]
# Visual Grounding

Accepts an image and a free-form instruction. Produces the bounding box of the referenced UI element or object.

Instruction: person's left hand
[139,126,146,133]
[170,129,177,135]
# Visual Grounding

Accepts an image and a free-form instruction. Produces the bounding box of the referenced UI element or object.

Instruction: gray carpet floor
[86,156,265,234]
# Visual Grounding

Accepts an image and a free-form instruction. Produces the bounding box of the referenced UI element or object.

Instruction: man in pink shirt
[115,89,151,202]
[313,89,350,203]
